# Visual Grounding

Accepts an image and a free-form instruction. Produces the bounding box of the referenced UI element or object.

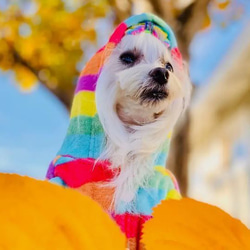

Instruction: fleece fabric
[46,13,182,249]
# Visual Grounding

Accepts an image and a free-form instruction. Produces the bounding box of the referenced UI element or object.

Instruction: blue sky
[0,73,68,178]
[189,0,250,85]
[0,0,249,179]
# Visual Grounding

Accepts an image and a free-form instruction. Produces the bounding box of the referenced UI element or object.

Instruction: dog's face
[101,32,191,126]
[96,31,191,135]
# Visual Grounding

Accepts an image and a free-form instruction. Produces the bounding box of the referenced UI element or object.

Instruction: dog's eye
[165,62,173,72]
[120,52,136,65]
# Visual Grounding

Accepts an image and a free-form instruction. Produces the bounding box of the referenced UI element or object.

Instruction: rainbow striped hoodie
[46,13,182,249]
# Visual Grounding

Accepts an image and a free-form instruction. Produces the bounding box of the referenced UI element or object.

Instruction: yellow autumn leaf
[142,198,250,250]
[0,174,125,249]
[0,0,109,97]
[14,64,37,91]
[0,40,14,70]
[202,10,211,29]
[214,0,231,10]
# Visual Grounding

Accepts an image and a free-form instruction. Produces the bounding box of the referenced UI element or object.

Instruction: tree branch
[12,47,73,111]
[148,0,211,59]
[107,0,133,24]
[175,0,211,59]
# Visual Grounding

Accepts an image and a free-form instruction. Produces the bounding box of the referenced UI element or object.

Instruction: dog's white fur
[96,32,191,206]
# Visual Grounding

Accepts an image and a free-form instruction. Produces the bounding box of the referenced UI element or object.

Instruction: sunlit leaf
[14,64,37,91]
[0,0,110,98]
[202,10,211,29]
[214,0,231,10]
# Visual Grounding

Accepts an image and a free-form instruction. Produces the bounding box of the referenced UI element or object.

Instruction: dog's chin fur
[96,32,191,206]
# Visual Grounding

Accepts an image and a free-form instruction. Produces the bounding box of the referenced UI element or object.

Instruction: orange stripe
[53,155,61,165]
[77,182,115,211]
[80,42,116,76]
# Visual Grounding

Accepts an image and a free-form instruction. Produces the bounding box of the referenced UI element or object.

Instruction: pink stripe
[109,22,127,44]
[171,47,183,68]
[75,74,98,93]
[97,45,105,53]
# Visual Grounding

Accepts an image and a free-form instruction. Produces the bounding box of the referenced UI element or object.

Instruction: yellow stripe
[154,166,169,176]
[70,91,96,118]
[166,189,181,200]
[167,131,172,139]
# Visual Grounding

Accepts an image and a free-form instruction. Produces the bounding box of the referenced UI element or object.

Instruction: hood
[46,13,181,192]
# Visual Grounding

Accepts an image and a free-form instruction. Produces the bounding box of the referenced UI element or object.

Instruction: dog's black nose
[149,67,169,85]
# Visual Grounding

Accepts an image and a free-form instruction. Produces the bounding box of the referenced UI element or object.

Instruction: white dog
[96,32,191,206]
[47,14,192,248]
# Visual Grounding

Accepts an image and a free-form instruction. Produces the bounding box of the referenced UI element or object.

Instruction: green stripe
[161,139,170,153]
[67,115,104,135]
[147,171,174,190]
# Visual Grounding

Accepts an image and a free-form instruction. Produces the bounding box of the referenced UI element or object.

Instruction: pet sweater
[46,13,182,249]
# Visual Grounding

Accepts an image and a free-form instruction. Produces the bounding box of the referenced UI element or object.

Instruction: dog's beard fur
[96,33,191,207]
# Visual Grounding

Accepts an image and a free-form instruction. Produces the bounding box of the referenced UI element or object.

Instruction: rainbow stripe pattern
[46,13,182,249]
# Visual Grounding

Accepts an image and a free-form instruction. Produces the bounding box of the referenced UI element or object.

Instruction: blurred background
[0,0,249,227]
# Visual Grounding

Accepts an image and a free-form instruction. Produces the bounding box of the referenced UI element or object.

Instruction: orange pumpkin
[1,174,250,250]
[0,174,125,249]
[142,198,250,250]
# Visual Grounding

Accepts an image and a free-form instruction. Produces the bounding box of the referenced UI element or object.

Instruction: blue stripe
[49,177,66,186]
[116,187,168,215]
[154,152,167,166]
[57,134,105,159]
[124,13,177,48]
[55,156,75,166]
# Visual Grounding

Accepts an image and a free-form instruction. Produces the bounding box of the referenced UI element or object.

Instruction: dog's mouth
[139,87,169,104]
